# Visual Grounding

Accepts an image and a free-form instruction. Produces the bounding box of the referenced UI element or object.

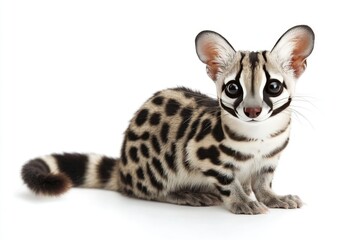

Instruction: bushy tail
[21,153,119,196]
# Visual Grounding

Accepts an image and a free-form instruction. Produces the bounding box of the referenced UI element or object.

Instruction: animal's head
[195,25,314,122]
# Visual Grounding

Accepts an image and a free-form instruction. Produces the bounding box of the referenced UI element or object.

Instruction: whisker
[286,107,315,129]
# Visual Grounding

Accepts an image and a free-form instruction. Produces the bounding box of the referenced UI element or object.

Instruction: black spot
[260,166,276,175]
[212,118,225,142]
[216,185,231,197]
[120,172,133,187]
[129,147,139,163]
[135,109,149,126]
[183,158,191,171]
[120,173,126,185]
[165,143,177,172]
[136,182,149,195]
[136,167,145,180]
[186,119,200,141]
[197,146,221,165]
[176,108,193,140]
[120,140,128,165]
[203,169,234,185]
[182,147,192,171]
[195,119,212,142]
[152,157,167,179]
[124,189,134,196]
[160,122,170,144]
[181,108,193,119]
[127,130,139,141]
[53,153,88,186]
[165,99,180,116]
[149,113,161,126]
[151,135,161,154]
[140,144,149,158]
[152,96,164,105]
[141,132,150,140]
[146,163,163,191]
[128,130,149,141]
[97,156,116,184]
[223,163,235,170]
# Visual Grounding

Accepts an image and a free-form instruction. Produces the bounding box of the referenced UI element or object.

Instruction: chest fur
[186,112,291,180]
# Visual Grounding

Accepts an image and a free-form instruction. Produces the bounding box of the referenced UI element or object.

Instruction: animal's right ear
[195,31,236,81]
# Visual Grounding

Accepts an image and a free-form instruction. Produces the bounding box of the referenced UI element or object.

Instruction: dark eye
[225,81,242,98]
[266,79,283,96]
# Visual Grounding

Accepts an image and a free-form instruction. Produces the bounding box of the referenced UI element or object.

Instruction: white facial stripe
[259,70,267,100]
[223,72,238,84]
[239,73,248,99]
[221,91,236,107]
[268,72,284,82]
[272,91,290,109]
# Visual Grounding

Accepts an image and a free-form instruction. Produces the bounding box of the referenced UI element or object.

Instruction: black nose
[244,107,262,118]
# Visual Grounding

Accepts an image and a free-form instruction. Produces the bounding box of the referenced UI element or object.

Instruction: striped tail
[21,153,119,196]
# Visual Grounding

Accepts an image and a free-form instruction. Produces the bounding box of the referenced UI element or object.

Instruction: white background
[1,0,359,239]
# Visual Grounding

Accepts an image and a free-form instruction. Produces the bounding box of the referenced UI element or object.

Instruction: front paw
[228,201,268,215]
[261,195,303,209]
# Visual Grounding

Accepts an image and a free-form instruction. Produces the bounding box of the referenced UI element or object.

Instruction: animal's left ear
[271,25,315,78]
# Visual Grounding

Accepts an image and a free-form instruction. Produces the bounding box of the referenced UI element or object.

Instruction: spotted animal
[21,25,315,214]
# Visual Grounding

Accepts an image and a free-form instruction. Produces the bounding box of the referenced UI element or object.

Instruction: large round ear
[271,25,315,79]
[195,31,236,81]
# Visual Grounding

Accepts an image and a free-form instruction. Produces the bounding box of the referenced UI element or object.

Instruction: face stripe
[261,51,267,62]
[271,97,292,117]
[221,53,245,117]
[249,51,259,95]
[262,65,273,109]
[220,99,237,117]
[233,96,243,110]
[233,57,245,109]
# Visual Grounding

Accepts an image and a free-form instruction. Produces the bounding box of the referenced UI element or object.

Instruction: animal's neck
[221,111,291,140]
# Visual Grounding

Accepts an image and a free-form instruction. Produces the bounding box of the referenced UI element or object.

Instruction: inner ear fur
[271,25,315,78]
[195,31,236,81]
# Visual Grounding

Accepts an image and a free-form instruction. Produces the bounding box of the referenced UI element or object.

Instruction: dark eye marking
[224,80,243,98]
[265,79,283,97]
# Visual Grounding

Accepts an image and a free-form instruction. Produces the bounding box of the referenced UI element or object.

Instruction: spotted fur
[21,25,314,214]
